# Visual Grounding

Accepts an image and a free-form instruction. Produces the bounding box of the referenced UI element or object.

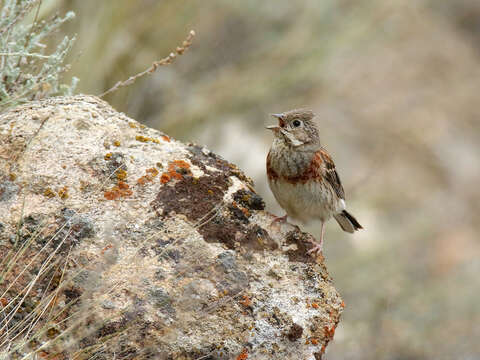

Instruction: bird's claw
[307,243,323,257]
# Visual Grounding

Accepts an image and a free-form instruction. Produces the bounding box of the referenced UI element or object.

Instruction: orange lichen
[103,191,118,200]
[0,298,7,307]
[167,159,192,180]
[160,173,171,184]
[240,295,251,307]
[170,159,190,169]
[305,339,310,345]
[101,244,113,254]
[311,338,319,346]
[137,167,160,185]
[116,169,127,181]
[117,181,128,190]
[311,302,319,309]
[57,186,69,199]
[113,140,121,146]
[158,160,193,184]
[324,325,336,339]
[321,345,326,353]
[207,189,214,195]
[241,207,250,217]
[169,171,182,180]
[104,181,133,200]
[104,152,112,160]
[43,188,56,198]
[137,176,149,185]
[161,135,171,142]
[341,300,345,308]
[236,349,248,360]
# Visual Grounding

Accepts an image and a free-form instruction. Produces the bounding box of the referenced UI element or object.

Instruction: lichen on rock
[0,95,343,359]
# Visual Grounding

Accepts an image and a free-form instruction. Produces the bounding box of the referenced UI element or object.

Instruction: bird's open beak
[266,125,280,131]
[267,113,285,130]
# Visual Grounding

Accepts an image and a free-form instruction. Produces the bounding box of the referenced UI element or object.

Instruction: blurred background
[45,0,480,358]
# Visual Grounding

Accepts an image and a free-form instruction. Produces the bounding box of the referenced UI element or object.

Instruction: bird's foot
[270,214,288,227]
[307,237,324,257]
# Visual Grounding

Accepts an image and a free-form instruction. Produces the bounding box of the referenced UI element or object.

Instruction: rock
[0,95,343,359]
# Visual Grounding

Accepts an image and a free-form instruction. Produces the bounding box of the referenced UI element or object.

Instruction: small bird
[266,109,362,255]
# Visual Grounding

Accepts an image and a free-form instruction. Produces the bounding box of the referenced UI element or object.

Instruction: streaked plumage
[266,109,362,254]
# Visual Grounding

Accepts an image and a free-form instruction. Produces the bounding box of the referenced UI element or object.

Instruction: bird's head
[266,109,319,147]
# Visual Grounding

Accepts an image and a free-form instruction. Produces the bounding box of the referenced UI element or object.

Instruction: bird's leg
[307,221,325,256]
[271,214,288,226]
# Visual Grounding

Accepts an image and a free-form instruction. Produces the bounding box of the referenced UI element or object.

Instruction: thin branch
[0,52,52,58]
[98,30,196,98]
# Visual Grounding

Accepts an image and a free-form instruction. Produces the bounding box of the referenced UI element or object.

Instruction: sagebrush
[0,0,77,113]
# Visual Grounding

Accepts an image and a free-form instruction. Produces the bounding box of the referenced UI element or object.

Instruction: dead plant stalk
[99,30,196,98]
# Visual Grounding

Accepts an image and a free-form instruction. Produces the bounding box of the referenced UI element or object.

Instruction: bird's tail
[334,210,363,233]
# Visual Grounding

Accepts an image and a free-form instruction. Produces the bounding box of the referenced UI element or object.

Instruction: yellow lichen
[146,167,159,177]
[135,135,161,144]
[136,135,150,142]
[43,188,56,198]
[58,186,69,200]
[116,169,127,181]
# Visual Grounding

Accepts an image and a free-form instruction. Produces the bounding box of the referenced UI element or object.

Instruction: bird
[266,109,362,255]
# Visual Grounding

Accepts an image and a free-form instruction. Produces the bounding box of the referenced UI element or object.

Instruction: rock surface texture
[0,95,343,359]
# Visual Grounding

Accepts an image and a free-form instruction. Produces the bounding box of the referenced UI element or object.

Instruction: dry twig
[98,30,196,98]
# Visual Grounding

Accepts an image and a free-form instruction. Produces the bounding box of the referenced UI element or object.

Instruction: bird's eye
[292,120,302,127]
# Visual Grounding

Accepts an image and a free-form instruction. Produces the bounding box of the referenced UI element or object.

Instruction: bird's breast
[267,174,339,222]
[267,145,315,180]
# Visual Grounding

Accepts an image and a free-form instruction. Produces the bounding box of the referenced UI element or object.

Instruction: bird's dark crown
[270,108,320,147]
[278,109,315,123]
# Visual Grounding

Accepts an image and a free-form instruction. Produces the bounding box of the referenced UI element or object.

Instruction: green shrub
[0,0,77,113]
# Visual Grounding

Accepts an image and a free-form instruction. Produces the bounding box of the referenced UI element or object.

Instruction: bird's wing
[317,149,345,200]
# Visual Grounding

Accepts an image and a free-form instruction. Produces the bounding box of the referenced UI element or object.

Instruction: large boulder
[0,95,343,359]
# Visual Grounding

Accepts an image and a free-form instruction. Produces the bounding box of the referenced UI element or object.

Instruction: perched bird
[266,109,362,255]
